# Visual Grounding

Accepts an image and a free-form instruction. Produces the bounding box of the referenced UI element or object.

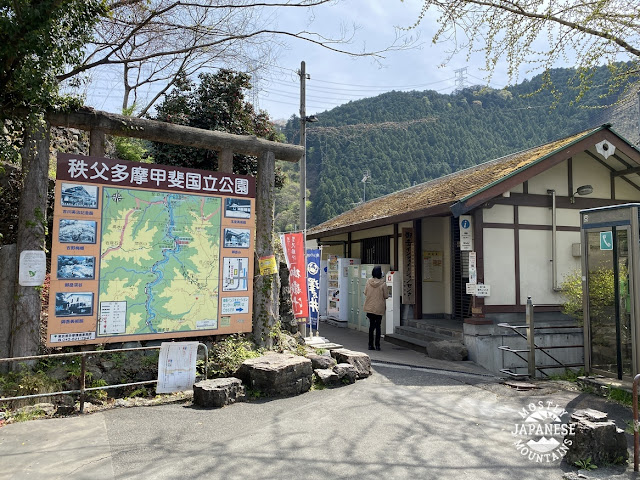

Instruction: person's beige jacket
[363,277,388,315]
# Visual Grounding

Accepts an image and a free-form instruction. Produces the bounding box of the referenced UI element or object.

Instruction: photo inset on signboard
[224,198,251,219]
[57,255,95,280]
[223,228,250,248]
[60,183,99,208]
[222,257,249,291]
[58,219,97,244]
[55,292,94,316]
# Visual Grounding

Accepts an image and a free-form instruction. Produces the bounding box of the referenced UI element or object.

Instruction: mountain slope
[282,65,639,227]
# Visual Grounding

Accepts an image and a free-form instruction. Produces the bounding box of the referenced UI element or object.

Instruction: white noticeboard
[459,215,473,251]
[157,342,199,394]
[468,251,477,284]
[475,284,491,297]
[19,250,46,286]
[466,283,477,295]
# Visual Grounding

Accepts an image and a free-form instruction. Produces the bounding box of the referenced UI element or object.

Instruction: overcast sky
[253,0,519,121]
[83,1,537,121]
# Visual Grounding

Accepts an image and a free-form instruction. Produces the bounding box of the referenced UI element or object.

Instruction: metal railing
[0,343,208,413]
[498,297,584,379]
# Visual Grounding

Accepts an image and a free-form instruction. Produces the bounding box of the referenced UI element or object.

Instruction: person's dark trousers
[367,313,382,349]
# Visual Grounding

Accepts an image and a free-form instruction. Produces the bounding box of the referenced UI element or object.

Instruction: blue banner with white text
[306,249,321,330]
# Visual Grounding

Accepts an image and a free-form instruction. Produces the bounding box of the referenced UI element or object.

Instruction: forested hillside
[282,65,639,228]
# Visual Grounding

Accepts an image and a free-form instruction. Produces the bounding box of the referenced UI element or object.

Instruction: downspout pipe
[547,189,561,291]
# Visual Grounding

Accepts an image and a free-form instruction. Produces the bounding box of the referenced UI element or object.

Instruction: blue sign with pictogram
[600,231,613,250]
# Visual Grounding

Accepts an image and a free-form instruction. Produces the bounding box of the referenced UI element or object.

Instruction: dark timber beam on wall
[584,150,640,195]
[472,209,485,318]
[567,157,573,200]
[414,219,422,320]
[393,223,399,271]
[488,192,624,209]
[514,206,521,307]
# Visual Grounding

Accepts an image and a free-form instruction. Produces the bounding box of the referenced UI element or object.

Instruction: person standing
[363,265,389,351]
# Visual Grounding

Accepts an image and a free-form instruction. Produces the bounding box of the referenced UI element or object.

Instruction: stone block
[426,339,468,361]
[330,348,371,378]
[236,352,313,397]
[333,363,357,384]
[564,409,628,466]
[307,353,337,370]
[193,377,246,408]
[314,368,341,387]
[314,363,358,387]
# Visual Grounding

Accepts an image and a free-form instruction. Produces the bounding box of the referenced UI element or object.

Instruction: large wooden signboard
[47,153,255,346]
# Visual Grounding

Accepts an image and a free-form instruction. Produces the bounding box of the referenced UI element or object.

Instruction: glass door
[586,227,632,379]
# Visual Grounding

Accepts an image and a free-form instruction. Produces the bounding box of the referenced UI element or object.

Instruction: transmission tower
[454,67,468,93]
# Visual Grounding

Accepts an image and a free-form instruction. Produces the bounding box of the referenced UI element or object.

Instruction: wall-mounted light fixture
[570,184,593,203]
[305,115,319,123]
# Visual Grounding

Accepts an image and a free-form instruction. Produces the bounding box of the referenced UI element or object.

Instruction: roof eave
[308,203,452,239]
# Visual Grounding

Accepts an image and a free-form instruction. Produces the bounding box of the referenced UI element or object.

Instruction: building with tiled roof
[309,125,640,378]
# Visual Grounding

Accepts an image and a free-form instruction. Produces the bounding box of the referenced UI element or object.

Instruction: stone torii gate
[10,108,303,358]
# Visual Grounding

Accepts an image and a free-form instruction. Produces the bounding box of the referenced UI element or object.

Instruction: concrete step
[393,325,457,344]
[405,320,464,341]
[384,333,429,355]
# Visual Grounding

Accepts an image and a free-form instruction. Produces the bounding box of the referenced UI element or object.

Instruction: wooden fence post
[89,128,106,157]
[11,121,50,361]
[219,148,233,173]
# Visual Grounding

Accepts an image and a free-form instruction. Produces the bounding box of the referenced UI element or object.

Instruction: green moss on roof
[309,128,596,236]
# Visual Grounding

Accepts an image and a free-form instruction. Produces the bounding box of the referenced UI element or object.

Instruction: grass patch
[205,334,261,378]
[0,367,61,407]
[605,386,633,407]
[10,407,47,423]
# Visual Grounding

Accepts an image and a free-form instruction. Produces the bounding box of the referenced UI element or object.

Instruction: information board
[47,153,255,346]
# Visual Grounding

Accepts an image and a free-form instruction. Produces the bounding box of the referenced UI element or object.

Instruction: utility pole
[298,61,309,338]
[299,61,307,240]
[362,169,370,202]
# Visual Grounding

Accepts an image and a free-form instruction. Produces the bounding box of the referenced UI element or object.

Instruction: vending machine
[385,270,402,335]
[326,256,360,326]
[347,264,361,329]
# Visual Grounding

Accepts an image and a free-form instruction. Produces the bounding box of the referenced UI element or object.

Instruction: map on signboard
[99,187,221,336]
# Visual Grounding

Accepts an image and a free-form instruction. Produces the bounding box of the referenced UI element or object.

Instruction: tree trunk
[10,121,50,361]
[253,150,278,348]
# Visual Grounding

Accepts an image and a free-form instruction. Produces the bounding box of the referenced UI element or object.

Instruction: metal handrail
[0,343,208,413]
[498,297,584,378]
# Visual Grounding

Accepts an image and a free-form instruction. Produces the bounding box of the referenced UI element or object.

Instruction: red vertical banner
[282,233,309,320]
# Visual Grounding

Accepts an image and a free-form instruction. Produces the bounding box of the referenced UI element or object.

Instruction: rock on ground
[235,352,312,397]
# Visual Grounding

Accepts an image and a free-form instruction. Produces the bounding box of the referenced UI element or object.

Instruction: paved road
[0,324,635,479]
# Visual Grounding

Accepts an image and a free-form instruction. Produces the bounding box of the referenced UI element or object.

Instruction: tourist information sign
[47,153,255,346]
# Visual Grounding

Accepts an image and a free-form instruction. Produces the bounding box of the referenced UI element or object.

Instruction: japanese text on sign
[57,153,255,198]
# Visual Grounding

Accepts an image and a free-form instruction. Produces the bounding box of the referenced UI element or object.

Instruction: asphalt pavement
[1,323,637,480]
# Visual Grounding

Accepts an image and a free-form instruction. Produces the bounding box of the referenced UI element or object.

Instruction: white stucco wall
[483,204,514,224]
[527,162,568,195]
[573,151,612,199]
[483,228,516,305]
